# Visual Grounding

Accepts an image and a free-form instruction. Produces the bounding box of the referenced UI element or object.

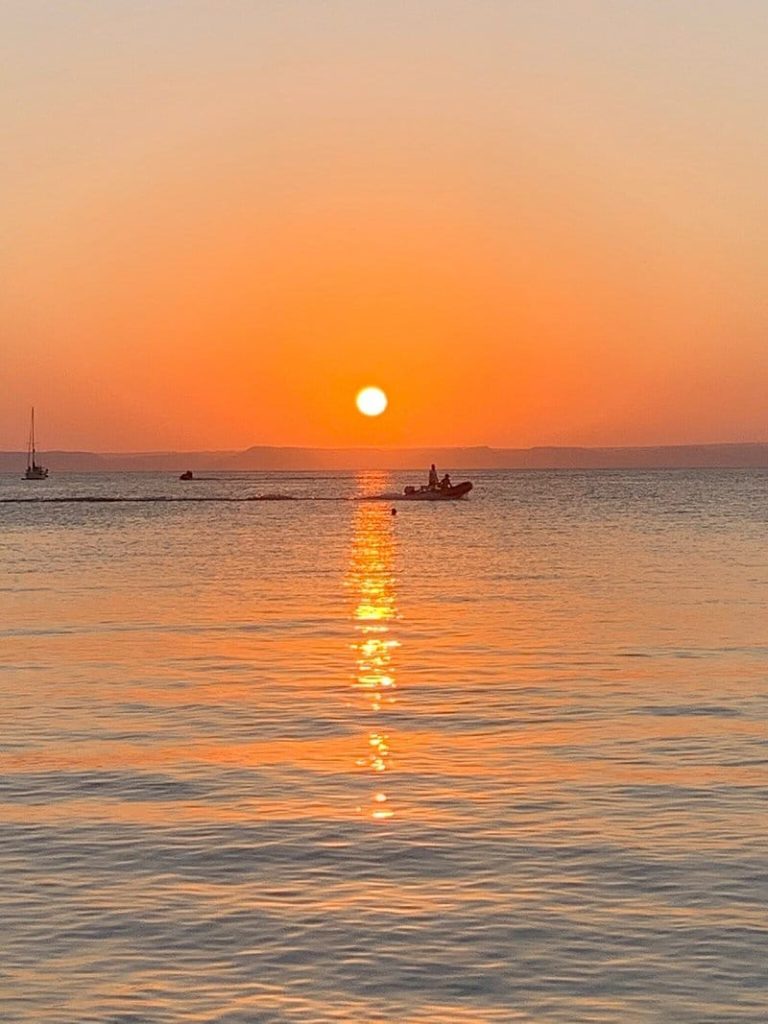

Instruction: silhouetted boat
[402,481,473,500]
[179,470,194,480]
[24,408,48,480]
[364,480,473,501]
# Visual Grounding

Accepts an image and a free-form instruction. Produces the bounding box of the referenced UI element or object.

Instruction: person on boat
[428,464,439,490]
[440,473,452,490]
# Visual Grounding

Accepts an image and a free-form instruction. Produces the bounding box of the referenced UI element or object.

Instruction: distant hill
[225,443,768,470]
[2,443,768,473]
[0,451,237,473]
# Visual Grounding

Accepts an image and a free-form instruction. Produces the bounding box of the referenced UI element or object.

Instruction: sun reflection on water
[348,480,399,820]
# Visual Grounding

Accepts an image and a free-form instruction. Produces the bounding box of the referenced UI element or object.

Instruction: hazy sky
[2,1,766,450]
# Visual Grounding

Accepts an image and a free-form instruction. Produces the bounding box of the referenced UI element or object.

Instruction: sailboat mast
[23,406,48,479]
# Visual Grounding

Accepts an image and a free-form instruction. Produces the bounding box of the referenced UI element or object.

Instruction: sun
[356,386,388,417]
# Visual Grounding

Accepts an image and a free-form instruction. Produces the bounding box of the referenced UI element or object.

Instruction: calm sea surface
[1,469,766,1023]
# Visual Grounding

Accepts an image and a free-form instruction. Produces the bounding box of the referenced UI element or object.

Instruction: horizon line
[4,439,768,456]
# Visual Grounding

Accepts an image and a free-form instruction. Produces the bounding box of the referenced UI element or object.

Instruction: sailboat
[24,407,48,480]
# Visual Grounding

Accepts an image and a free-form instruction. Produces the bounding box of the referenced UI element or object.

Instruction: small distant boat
[402,481,473,500]
[24,407,48,480]
[179,470,194,480]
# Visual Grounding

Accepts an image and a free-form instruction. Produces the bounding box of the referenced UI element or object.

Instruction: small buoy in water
[391,507,397,516]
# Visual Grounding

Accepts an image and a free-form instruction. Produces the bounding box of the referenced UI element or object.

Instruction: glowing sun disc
[356,386,388,417]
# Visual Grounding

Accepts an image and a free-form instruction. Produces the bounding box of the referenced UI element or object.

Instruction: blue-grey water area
[1,469,766,1023]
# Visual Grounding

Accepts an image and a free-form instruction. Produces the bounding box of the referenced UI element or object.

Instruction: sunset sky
[2,1,766,451]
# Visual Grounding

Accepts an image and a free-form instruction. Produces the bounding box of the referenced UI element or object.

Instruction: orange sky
[2,1,767,451]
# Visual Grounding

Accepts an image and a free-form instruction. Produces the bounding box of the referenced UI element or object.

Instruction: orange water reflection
[347,479,399,820]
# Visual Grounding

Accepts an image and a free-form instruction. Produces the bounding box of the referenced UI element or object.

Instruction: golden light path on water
[347,483,399,821]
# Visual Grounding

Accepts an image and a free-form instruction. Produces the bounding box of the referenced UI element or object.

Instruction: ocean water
[1,469,766,1024]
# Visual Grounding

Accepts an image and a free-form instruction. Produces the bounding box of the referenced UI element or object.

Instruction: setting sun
[356,387,388,418]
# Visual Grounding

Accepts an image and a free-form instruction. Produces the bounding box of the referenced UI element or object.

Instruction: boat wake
[1,483,473,505]
[0,494,298,504]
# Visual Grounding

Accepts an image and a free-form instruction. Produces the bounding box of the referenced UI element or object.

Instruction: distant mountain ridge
[2,443,768,472]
